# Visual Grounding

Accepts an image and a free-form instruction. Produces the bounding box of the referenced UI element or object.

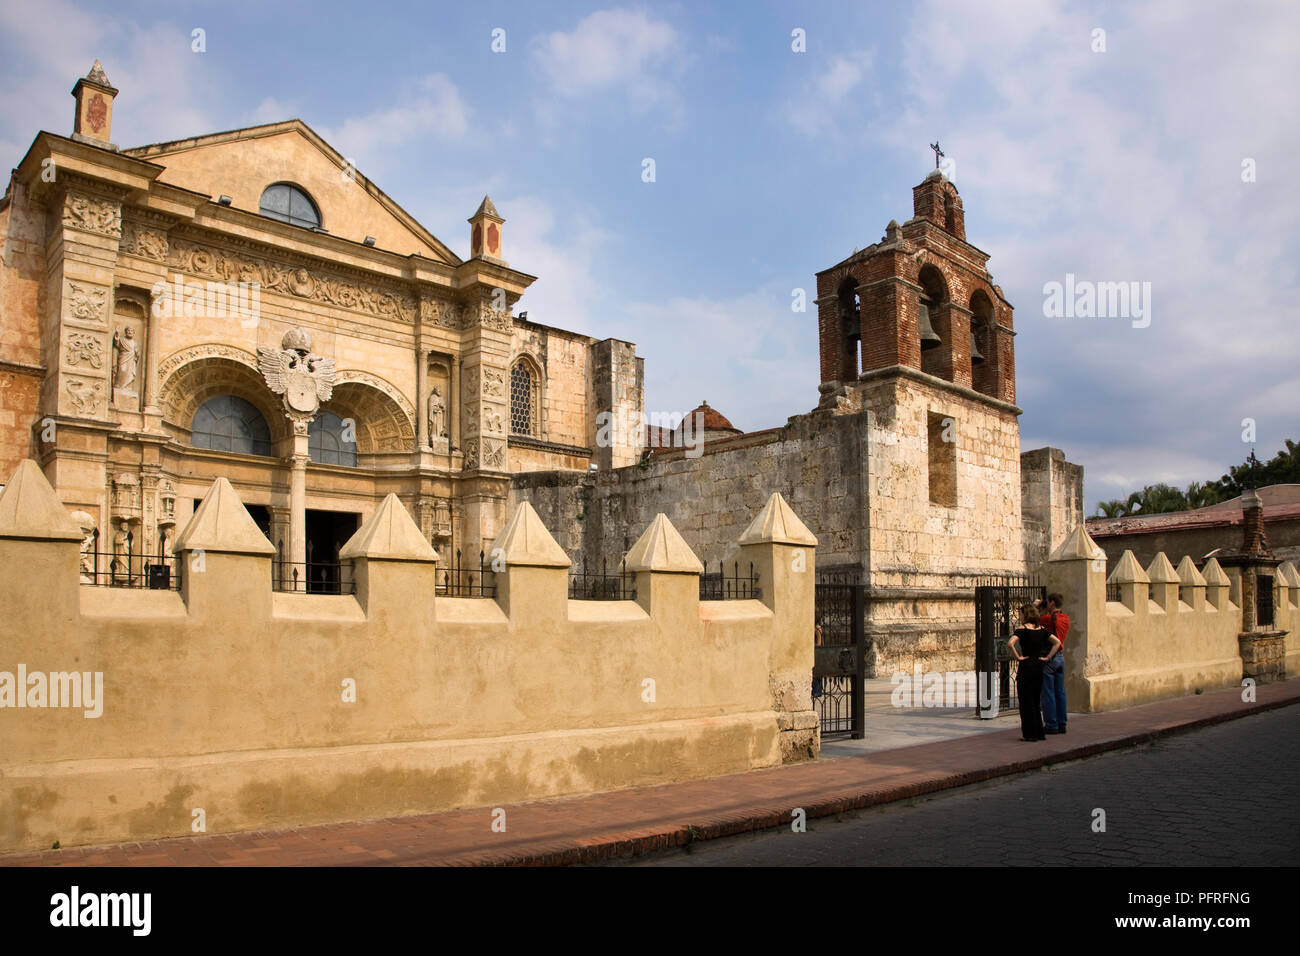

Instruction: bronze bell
[970,328,985,365]
[918,301,942,351]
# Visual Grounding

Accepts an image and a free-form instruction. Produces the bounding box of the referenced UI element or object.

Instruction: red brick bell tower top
[813,171,1016,406]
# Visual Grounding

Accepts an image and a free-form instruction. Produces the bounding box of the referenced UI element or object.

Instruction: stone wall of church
[855,370,1027,674]
[0,181,50,479]
[511,320,594,453]
[1021,446,1085,572]
[512,411,867,576]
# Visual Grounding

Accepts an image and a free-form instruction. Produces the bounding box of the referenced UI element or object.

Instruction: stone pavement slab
[3,679,1295,867]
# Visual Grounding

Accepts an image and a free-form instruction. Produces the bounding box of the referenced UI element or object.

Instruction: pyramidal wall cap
[174,477,275,555]
[738,492,817,547]
[1201,557,1230,586]
[1145,552,1180,584]
[1175,555,1207,587]
[1107,550,1150,585]
[0,460,83,541]
[1281,561,1300,588]
[340,494,438,562]
[1049,524,1102,562]
[625,514,704,574]
[491,501,569,568]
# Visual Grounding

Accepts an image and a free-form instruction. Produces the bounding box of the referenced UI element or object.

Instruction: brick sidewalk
[5,680,1297,867]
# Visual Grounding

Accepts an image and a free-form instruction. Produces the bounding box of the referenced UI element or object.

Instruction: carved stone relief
[167,237,417,323]
[120,221,169,260]
[63,192,122,238]
[481,438,507,470]
[65,281,109,327]
[65,378,103,416]
[64,332,105,369]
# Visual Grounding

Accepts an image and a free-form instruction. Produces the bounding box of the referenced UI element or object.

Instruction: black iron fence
[973,573,1045,714]
[1106,581,1122,602]
[436,549,497,598]
[274,560,354,595]
[699,561,760,601]
[569,559,636,600]
[82,527,181,591]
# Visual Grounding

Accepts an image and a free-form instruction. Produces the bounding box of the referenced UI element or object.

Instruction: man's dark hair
[1048,592,1064,608]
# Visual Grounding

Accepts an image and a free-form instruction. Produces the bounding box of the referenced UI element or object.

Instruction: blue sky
[2,0,1297,513]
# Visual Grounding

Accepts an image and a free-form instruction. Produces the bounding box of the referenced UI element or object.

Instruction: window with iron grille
[510,362,537,436]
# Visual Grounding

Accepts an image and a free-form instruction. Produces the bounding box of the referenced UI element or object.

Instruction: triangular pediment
[125,120,460,263]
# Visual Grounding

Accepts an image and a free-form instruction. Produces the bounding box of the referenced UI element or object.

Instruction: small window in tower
[927,411,958,508]
[944,193,956,233]
[259,183,321,230]
[510,362,538,436]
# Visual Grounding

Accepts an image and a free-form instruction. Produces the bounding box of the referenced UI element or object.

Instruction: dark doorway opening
[245,504,272,542]
[306,509,359,594]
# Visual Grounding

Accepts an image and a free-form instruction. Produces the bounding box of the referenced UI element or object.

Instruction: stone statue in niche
[428,385,446,438]
[112,327,139,391]
[111,518,131,583]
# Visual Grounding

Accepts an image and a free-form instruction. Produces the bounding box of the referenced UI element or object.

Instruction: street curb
[504,688,1300,867]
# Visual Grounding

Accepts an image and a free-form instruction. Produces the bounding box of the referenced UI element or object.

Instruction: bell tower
[813,170,1014,406]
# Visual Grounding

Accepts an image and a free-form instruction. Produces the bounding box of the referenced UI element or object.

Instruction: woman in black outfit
[1008,604,1061,741]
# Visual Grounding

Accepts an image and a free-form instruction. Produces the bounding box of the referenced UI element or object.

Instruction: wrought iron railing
[569,558,636,600]
[81,527,182,591]
[436,549,496,598]
[273,560,354,594]
[1106,581,1122,603]
[699,560,760,600]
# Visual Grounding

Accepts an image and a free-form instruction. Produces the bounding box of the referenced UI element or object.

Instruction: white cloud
[320,74,468,170]
[532,8,682,109]
[782,51,873,138]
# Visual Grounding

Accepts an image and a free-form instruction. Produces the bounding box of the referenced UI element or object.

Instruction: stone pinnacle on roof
[80,60,117,92]
[470,195,501,221]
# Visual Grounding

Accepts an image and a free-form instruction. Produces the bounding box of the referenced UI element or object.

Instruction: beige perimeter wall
[0,462,817,854]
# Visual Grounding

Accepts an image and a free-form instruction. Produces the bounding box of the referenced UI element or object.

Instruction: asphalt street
[616,703,1300,866]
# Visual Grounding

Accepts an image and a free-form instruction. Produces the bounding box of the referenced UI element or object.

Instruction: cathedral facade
[0,64,642,585]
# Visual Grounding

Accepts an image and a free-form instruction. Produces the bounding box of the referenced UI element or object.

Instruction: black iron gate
[973,574,1045,715]
[814,568,865,739]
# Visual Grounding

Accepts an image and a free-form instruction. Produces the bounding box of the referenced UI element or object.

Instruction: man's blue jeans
[1041,653,1067,731]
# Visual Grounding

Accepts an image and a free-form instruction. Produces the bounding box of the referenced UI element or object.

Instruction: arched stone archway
[157,348,291,446]
[325,373,416,454]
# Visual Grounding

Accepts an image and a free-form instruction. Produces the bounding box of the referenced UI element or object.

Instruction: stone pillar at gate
[1216,488,1288,682]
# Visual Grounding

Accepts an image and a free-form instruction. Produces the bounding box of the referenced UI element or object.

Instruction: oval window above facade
[259,183,321,229]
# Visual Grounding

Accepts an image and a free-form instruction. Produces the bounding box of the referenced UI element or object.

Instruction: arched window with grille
[191,395,273,457]
[308,411,357,466]
[510,361,539,437]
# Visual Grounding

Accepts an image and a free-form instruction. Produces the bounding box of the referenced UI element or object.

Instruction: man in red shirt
[1039,593,1070,734]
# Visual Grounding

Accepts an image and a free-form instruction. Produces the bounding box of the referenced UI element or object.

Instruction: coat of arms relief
[257,328,337,422]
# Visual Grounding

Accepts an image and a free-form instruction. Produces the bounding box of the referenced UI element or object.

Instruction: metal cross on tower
[930,141,944,169]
